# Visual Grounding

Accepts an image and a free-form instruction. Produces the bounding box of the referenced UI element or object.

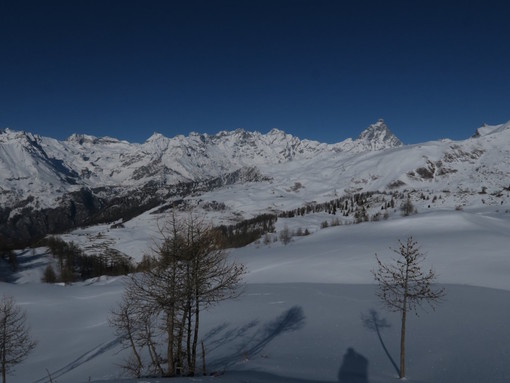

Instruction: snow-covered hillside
[2,119,510,247]
[2,119,510,382]
[2,207,510,383]
[0,119,407,245]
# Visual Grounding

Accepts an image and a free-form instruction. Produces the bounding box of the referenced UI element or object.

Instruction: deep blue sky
[1,0,510,144]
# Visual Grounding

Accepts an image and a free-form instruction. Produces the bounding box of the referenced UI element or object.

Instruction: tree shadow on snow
[1,248,51,282]
[207,305,305,372]
[0,257,15,282]
[361,309,399,376]
[203,320,260,356]
[32,337,123,383]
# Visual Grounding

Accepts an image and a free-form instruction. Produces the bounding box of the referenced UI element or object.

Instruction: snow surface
[2,120,510,382]
[2,207,510,383]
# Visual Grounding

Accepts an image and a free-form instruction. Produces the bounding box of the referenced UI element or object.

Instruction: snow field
[2,208,510,382]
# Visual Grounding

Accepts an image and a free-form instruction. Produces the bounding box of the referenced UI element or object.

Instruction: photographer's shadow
[338,347,369,383]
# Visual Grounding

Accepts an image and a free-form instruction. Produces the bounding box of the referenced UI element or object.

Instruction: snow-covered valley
[2,207,510,383]
[1,120,510,382]
[2,119,510,248]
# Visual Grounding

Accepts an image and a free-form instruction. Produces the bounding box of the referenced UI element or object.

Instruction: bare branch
[1,295,37,383]
[109,211,245,378]
[372,236,445,379]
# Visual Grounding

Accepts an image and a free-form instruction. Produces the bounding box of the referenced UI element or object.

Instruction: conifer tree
[372,236,445,379]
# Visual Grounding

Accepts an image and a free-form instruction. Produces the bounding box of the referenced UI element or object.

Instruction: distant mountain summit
[357,119,402,150]
[472,121,510,138]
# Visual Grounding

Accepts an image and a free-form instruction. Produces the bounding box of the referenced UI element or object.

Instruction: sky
[1,0,510,145]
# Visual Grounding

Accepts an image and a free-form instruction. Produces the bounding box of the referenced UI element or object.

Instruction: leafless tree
[0,295,37,383]
[110,213,245,377]
[108,291,149,377]
[279,225,291,245]
[372,236,445,379]
[400,197,416,216]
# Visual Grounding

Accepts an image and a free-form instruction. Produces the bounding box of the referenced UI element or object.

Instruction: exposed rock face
[356,119,403,150]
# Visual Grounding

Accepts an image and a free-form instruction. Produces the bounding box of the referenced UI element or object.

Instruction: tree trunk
[147,323,164,376]
[201,340,206,376]
[191,298,200,376]
[176,308,188,375]
[186,300,193,374]
[2,318,6,383]
[1,353,5,383]
[400,306,406,379]
[400,263,409,379]
[126,322,142,376]
[166,312,175,376]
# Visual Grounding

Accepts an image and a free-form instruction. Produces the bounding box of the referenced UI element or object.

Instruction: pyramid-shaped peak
[357,120,402,149]
[267,128,286,136]
[146,132,167,142]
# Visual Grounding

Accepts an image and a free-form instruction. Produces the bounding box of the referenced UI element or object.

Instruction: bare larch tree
[372,236,445,379]
[110,213,245,377]
[0,295,37,383]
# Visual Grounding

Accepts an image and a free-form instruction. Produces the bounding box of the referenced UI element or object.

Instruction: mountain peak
[472,120,510,138]
[268,128,285,135]
[67,133,122,145]
[67,133,98,144]
[356,119,402,149]
[146,132,167,142]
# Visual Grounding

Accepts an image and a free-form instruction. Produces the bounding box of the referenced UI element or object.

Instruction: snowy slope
[44,117,510,267]
[2,119,510,383]
[3,207,510,383]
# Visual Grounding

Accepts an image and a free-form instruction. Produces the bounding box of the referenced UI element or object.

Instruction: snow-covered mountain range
[1,118,510,246]
[0,119,400,201]
[2,119,510,383]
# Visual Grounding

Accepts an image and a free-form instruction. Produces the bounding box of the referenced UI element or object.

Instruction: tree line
[41,237,134,283]
[213,213,277,248]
